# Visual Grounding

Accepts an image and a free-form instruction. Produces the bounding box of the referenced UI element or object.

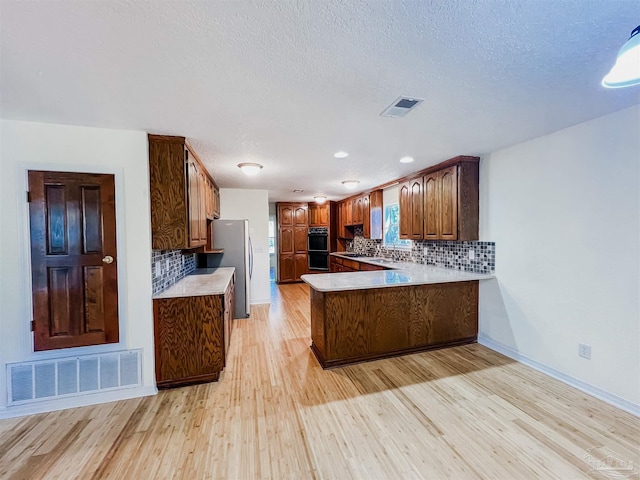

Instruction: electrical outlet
[423,247,428,255]
[578,343,591,359]
[468,249,475,260]
[154,263,161,276]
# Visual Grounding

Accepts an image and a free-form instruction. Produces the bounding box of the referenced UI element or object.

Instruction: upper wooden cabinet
[423,162,478,240]
[309,203,330,227]
[149,135,220,250]
[399,178,423,240]
[369,190,383,240]
[294,205,308,226]
[353,196,364,225]
[361,194,370,238]
[279,205,294,226]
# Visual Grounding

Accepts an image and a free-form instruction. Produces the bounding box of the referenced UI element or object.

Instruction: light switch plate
[469,249,475,260]
[423,247,428,255]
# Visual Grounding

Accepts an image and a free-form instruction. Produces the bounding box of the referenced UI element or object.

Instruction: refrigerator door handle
[248,235,254,279]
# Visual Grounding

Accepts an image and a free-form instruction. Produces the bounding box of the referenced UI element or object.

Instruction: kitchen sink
[367,257,396,264]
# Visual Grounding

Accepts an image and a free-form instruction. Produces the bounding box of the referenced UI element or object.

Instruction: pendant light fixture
[602,25,640,88]
[237,163,263,176]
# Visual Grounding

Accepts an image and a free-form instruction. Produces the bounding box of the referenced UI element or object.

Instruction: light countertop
[302,254,494,292]
[153,267,235,299]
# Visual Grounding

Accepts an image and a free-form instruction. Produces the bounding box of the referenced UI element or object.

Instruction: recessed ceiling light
[237,163,263,176]
[293,189,304,193]
[341,180,360,189]
[314,196,327,204]
[334,151,349,158]
[400,156,414,163]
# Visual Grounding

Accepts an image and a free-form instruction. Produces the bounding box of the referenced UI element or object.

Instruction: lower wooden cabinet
[153,278,235,388]
[330,255,387,272]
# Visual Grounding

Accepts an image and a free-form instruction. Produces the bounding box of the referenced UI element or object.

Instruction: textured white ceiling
[2,0,639,202]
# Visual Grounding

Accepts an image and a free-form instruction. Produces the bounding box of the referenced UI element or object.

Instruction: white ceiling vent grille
[380,96,424,118]
[7,349,141,405]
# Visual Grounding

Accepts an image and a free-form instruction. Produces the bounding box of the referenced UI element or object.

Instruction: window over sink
[383,203,412,249]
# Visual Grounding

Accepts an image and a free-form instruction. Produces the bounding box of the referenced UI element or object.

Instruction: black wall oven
[308,227,329,271]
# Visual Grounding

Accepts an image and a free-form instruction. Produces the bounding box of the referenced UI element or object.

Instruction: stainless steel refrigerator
[198,219,252,318]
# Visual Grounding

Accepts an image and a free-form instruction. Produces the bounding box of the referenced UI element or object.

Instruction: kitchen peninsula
[302,255,493,368]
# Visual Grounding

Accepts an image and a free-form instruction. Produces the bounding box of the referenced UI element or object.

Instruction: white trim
[250,298,271,305]
[478,334,640,417]
[16,162,129,360]
[0,385,157,419]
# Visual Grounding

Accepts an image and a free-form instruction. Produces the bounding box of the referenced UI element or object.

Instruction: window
[383,203,411,248]
[268,220,275,254]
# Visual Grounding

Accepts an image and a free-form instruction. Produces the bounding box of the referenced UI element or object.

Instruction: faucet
[391,242,398,262]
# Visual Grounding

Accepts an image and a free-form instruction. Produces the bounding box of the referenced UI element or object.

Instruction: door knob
[102,255,114,264]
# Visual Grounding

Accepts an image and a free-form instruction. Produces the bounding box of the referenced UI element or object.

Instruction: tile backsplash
[152,250,196,295]
[346,232,495,274]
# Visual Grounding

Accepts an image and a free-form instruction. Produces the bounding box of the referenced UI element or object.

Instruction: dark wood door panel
[29,170,119,351]
[439,166,458,240]
[294,227,307,253]
[279,205,294,226]
[423,173,438,239]
[279,228,294,254]
[294,206,308,226]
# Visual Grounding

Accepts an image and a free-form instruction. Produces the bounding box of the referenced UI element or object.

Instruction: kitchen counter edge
[153,267,236,299]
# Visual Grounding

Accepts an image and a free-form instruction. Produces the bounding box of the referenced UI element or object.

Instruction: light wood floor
[1,283,638,479]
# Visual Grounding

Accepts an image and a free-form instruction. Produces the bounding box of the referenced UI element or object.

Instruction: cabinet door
[423,173,439,239]
[279,227,294,254]
[294,227,307,253]
[187,161,204,246]
[308,205,318,227]
[294,253,307,279]
[399,182,411,239]
[409,178,423,239]
[294,205,308,226]
[362,195,370,238]
[345,199,353,226]
[213,187,221,218]
[369,190,383,240]
[353,197,363,224]
[439,166,458,240]
[279,205,294,226]
[199,171,207,240]
[322,204,330,225]
[278,255,294,282]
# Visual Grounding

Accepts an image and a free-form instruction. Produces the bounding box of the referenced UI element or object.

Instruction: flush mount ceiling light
[237,163,263,176]
[334,151,349,158]
[602,25,640,88]
[314,196,327,204]
[400,156,414,163]
[341,180,360,189]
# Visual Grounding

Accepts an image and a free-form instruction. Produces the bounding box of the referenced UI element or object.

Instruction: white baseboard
[0,385,157,419]
[251,298,271,305]
[478,335,639,417]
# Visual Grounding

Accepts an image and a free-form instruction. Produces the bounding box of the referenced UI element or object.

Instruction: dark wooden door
[28,171,119,351]
[439,166,458,240]
[423,173,439,239]
[399,182,411,239]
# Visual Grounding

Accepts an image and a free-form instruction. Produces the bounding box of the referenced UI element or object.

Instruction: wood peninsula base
[310,281,479,368]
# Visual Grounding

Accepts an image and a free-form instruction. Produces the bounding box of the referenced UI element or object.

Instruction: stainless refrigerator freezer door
[199,219,251,318]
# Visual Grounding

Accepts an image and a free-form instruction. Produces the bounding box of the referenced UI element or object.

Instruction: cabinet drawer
[342,259,359,270]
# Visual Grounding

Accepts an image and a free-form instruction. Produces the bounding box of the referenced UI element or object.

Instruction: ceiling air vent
[380,96,424,118]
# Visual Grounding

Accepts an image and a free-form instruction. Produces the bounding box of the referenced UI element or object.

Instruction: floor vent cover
[7,349,141,405]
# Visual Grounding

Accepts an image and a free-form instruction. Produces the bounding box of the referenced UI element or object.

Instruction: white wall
[0,120,156,416]
[220,189,271,304]
[479,105,640,409]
